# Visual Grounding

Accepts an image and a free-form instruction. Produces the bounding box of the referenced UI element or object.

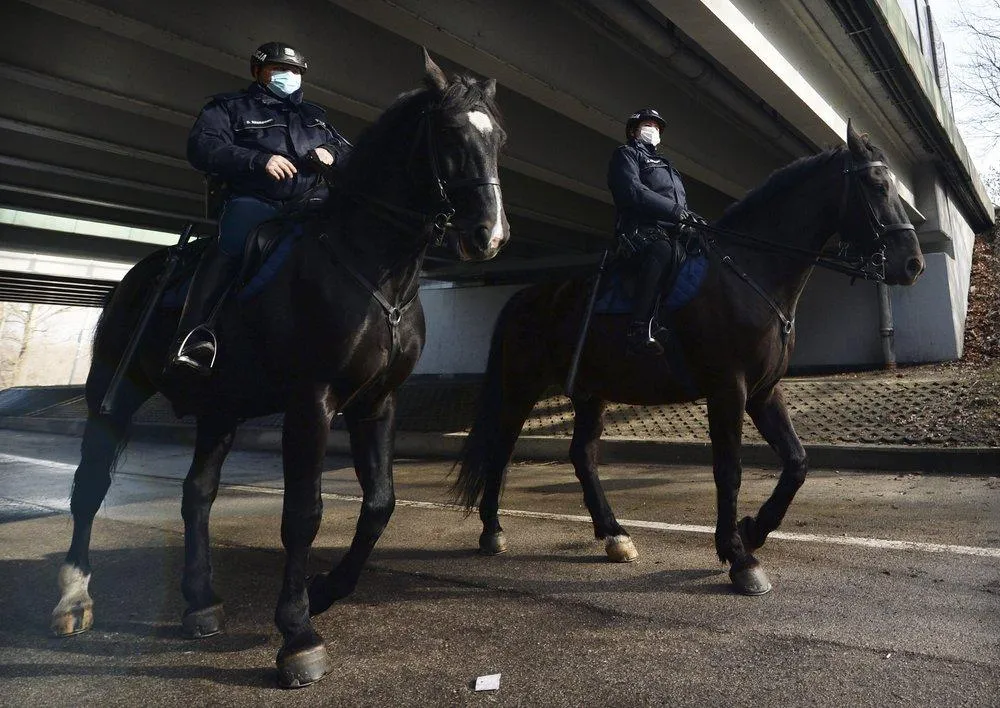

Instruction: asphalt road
[0,429,997,707]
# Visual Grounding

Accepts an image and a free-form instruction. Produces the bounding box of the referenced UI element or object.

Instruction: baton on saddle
[565,249,609,398]
[100,223,195,415]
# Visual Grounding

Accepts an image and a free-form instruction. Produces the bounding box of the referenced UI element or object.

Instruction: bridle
[680,147,916,343]
[320,98,503,367]
[343,105,501,248]
[832,152,915,281]
[418,109,501,246]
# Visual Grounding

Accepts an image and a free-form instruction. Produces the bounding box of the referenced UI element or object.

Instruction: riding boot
[168,246,239,376]
[627,258,671,355]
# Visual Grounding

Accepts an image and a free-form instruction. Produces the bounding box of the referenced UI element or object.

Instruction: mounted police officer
[607,108,705,354]
[169,41,352,376]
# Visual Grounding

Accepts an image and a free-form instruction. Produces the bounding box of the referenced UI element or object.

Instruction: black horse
[453,122,924,596]
[51,51,508,687]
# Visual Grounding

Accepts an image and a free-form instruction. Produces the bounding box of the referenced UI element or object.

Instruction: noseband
[836,153,914,280]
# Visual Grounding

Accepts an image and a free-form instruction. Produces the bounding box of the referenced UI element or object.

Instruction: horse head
[421,49,509,261]
[840,120,925,285]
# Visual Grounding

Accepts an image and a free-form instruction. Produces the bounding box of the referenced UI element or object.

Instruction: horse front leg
[273,384,334,689]
[179,415,237,639]
[707,383,771,596]
[743,384,808,551]
[569,396,637,562]
[308,394,396,615]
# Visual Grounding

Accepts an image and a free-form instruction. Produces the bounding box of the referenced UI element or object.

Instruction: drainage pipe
[877,282,896,369]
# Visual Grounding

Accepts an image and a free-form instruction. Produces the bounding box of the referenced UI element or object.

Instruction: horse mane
[716,146,846,228]
[339,74,503,188]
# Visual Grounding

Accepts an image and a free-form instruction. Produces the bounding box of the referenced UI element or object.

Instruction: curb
[1,416,997,475]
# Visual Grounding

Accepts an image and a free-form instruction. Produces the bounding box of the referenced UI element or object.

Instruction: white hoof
[51,564,94,636]
[605,535,639,563]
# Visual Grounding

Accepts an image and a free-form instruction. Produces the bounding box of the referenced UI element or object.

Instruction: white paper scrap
[474,674,501,692]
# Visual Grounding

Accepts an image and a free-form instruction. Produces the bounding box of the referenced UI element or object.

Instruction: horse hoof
[50,603,93,637]
[276,643,333,689]
[181,603,225,639]
[605,535,639,563]
[729,565,772,596]
[479,531,508,556]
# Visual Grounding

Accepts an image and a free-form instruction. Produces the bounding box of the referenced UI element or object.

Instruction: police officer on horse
[169,41,352,376]
[607,108,705,354]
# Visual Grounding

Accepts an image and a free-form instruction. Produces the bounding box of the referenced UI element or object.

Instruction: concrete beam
[326,0,790,196]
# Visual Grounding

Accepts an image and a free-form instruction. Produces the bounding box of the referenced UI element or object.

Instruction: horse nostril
[475,225,490,244]
[906,257,925,278]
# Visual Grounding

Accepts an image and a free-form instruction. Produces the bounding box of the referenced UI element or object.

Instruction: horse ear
[422,47,448,92]
[846,118,866,157]
[483,78,497,100]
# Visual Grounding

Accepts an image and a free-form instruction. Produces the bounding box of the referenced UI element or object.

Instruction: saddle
[595,231,709,315]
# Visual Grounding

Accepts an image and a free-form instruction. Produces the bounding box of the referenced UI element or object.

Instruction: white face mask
[268,70,302,97]
[638,125,661,147]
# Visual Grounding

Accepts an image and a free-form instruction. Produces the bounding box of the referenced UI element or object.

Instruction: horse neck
[336,132,431,302]
[719,152,845,315]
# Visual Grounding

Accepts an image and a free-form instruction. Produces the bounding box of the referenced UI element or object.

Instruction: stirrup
[627,319,664,355]
[642,318,666,355]
[173,326,218,374]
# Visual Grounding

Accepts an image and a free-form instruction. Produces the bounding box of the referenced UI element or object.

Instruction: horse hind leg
[471,373,550,556]
[52,364,155,636]
[569,396,637,562]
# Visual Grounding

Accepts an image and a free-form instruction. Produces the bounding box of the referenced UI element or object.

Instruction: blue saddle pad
[159,225,303,309]
[594,254,708,315]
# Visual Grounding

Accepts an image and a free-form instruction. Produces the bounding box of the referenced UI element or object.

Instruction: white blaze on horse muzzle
[485,183,507,255]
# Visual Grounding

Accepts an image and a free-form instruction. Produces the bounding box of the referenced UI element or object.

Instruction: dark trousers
[633,238,676,323]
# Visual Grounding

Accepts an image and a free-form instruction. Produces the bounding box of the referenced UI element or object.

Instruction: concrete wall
[789,272,884,369]
[413,283,526,375]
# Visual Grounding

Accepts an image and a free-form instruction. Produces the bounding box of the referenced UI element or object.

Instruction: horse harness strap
[319,233,419,365]
[716,245,795,341]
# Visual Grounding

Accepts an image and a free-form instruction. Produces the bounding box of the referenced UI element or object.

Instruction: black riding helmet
[250,42,308,77]
[625,108,666,141]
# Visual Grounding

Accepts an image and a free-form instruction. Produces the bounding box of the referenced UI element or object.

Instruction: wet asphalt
[0,429,997,707]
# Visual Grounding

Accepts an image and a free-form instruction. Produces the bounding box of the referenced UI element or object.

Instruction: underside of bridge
[0,0,991,362]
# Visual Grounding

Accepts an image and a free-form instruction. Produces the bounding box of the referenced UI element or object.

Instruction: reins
[339,106,500,248]
[687,150,913,284]
[316,96,500,365]
[679,149,915,343]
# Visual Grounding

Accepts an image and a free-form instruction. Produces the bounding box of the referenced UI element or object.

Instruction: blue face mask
[267,70,301,97]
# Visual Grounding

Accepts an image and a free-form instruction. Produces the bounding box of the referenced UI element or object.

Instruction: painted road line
[220,483,1000,560]
[4,453,999,560]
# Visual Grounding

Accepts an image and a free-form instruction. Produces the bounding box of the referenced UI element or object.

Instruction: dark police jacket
[607,138,688,234]
[188,82,352,204]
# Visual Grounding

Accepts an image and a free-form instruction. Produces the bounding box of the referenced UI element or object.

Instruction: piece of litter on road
[475,674,501,691]
[885,653,892,659]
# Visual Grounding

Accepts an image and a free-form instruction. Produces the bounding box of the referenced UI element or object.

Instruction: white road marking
[3,452,998,559]
[0,454,76,471]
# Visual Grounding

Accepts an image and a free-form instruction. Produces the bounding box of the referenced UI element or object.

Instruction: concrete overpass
[0,0,991,371]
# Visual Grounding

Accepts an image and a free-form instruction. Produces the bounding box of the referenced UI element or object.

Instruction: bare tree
[950,0,1000,199]
[0,302,72,388]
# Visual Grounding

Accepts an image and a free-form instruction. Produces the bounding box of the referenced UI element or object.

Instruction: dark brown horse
[50,51,508,687]
[453,122,924,596]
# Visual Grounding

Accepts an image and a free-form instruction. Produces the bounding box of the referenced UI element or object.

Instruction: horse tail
[450,290,523,511]
[451,285,554,512]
